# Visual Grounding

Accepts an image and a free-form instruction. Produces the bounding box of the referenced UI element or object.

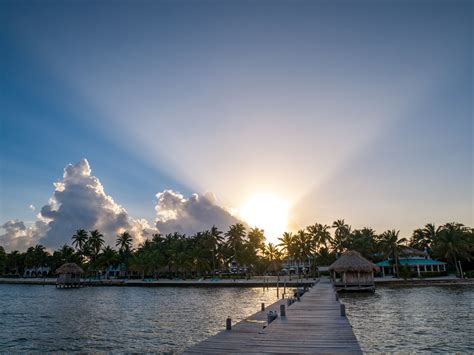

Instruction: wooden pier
[184,278,362,354]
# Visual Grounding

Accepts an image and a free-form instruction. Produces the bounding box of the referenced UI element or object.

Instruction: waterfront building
[281,258,313,275]
[376,256,447,277]
[105,263,127,278]
[23,266,50,277]
[329,250,379,291]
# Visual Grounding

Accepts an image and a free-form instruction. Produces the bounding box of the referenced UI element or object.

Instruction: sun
[239,194,289,244]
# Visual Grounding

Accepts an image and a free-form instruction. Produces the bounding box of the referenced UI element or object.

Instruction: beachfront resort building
[329,250,379,291]
[23,266,50,277]
[376,256,447,277]
[281,258,313,275]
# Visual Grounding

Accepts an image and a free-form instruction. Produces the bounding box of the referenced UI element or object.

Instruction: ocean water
[0,284,472,353]
[340,285,474,353]
[0,285,279,353]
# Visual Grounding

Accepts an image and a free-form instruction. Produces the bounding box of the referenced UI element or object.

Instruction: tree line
[0,220,472,278]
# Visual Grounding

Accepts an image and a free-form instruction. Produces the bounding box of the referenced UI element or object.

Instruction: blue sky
[0,0,472,248]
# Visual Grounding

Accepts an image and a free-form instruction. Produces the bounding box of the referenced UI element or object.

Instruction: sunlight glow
[239,195,289,244]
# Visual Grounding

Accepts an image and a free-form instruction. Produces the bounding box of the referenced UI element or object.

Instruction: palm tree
[99,246,119,274]
[265,243,281,262]
[209,226,224,274]
[332,219,350,254]
[410,228,428,250]
[348,227,377,260]
[225,223,246,262]
[88,230,105,262]
[0,246,6,275]
[264,243,282,277]
[6,250,22,275]
[116,231,133,267]
[379,229,407,277]
[307,223,332,252]
[278,232,295,258]
[294,230,312,278]
[116,232,133,253]
[247,227,266,258]
[433,223,472,277]
[72,229,88,255]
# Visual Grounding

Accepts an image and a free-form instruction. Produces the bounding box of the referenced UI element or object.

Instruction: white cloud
[0,219,46,251]
[155,190,243,236]
[1,159,152,251]
[28,204,35,211]
[1,159,243,252]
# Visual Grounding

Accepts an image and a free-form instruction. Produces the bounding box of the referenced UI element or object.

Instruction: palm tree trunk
[453,254,460,277]
[212,249,216,276]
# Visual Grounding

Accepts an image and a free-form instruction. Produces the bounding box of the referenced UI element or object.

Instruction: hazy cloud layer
[155,190,242,236]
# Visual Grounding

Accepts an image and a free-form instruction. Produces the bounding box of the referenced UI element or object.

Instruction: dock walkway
[185,278,362,354]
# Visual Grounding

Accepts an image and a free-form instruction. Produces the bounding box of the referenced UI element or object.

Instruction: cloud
[0,219,46,251]
[29,204,35,211]
[1,159,153,251]
[1,159,243,252]
[155,190,243,235]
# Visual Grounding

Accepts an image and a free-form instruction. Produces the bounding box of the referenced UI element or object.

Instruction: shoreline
[0,276,472,287]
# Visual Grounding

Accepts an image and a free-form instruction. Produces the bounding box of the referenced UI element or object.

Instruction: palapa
[55,263,84,275]
[329,250,379,273]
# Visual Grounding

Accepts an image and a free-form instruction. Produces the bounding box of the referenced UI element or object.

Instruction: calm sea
[0,284,472,353]
[340,285,474,353]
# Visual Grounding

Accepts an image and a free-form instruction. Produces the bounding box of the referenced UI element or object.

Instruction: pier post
[340,304,346,317]
[226,317,232,330]
[280,304,286,317]
[261,302,265,311]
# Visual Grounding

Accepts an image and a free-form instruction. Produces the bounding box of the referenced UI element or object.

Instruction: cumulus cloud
[1,159,244,251]
[155,190,243,235]
[1,159,152,251]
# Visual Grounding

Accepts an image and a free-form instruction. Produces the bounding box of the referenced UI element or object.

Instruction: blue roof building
[376,256,447,277]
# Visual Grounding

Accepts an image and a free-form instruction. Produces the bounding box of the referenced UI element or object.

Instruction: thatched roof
[56,263,84,274]
[400,246,427,257]
[329,251,379,273]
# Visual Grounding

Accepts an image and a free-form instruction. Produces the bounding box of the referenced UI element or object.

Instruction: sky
[0,0,472,251]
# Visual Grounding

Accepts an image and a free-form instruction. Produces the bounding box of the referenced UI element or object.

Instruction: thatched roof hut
[56,263,84,275]
[56,263,83,288]
[329,251,378,292]
[329,251,379,273]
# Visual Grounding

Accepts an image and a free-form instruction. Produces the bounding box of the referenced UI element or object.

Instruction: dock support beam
[261,303,265,311]
[280,304,286,317]
[226,317,232,330]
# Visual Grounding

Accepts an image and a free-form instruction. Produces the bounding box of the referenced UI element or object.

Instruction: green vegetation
[0,221,472,278]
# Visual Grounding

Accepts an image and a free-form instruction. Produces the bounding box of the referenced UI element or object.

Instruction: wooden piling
[280,304,286,317]
[226,317,232,330]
